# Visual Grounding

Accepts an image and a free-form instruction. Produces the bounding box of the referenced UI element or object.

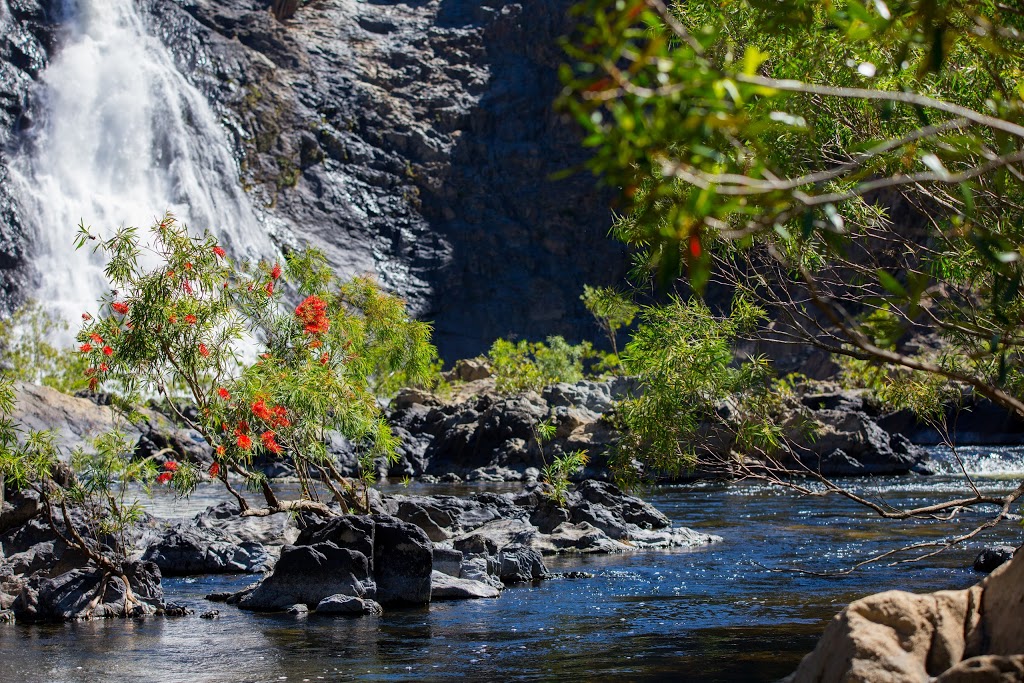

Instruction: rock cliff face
[0,0,626,360]
[0,0,56,300]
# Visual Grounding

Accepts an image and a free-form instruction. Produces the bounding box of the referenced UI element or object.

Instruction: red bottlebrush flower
[169,314,178,324]
[236,420,249,433]
[157,472,172,484]
[209,462,221,477]
[183,280,193,295]
[84,367,96,376]
[261,431,282,454]
[265,280,274,296]
[295,295,330,335]
[688,233,702,259]
[213,246,226,258]
[167,269,175,279]
[236,433,252,450]
[320,352,329,365]
[308,339,322,349]
[218,387,231,400]
[184,262,193,271]
[185,314,197,325]
[271,405,290,428]
[102,345,114,356]
[88,377,98,391]
[79,343,92,353]
[163,460,179,472]
[81,313,91,321]
[90,332,103,344]
[215,445,225,457]
[199,343,210,357]
[271,263,282,280]
[111,301,129,315]
[99,363,109,373]
[251,398,272,421]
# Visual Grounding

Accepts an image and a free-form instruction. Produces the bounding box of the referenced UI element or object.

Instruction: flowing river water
[0,446,1021,682]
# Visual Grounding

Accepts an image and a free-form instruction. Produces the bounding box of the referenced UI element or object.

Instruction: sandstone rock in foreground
[787,546,1024,682]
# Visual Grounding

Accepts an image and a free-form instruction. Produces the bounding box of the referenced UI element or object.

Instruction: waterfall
[8,0,278,332]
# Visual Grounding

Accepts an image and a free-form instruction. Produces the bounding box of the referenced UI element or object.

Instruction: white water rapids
[9,0,278,331]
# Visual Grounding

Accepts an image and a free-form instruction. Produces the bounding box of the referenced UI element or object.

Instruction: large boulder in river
[12,560,164,623]
[786,545,1024,682]
[370,515,433,606]
[239,542,375,612]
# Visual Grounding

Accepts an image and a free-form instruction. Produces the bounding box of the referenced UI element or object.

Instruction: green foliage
[580,284,639,363]
[0,375,154,566]
[0,300,90,394]
[74,214,437,514]
[487,335,591,394]
[612,295,781,486]
[541,449,589,507]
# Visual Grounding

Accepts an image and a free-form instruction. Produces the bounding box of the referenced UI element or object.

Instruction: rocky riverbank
[0,475,717,623]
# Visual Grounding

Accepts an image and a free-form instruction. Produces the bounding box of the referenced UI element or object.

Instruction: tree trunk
[271,0,300,21]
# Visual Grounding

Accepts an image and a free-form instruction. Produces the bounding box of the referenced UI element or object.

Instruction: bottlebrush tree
[73,213,437,517]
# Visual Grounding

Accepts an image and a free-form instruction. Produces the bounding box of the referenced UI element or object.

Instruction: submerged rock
[315,594,383,616]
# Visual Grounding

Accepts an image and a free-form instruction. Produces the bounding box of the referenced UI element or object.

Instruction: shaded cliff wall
[141,0,628,361]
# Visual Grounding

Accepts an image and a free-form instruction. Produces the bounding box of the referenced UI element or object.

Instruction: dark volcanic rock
[12,559,164,623]
[239,541,375,612]
[973,545,1016,574]
[131,0,627,362]
[141,524,272,576]
[370,515,433,606]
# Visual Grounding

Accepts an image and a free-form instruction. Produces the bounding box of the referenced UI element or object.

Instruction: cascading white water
[9,0,278,331]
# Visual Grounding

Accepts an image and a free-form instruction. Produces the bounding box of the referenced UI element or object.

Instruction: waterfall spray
[8,0,278,335]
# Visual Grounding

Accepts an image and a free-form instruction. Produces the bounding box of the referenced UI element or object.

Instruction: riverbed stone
[973,545,1015,574]
[11,560,163,623]
[496,543,547,583]
[371,515,432,606]
[432,547,463,577]
[141,524,272,576]
[430,570,500,600]
[315,594,383,616]
[933,655,1024,682]
[238,542,374,612]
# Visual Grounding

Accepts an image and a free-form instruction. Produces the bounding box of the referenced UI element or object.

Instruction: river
[0,445,1021,682]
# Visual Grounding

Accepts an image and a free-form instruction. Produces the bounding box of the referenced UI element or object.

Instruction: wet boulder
[142,524,272,576]
[370,515,432,606]
[496,544,547,583]
[12,560,163,623]
[430,570,500,600]
[238,542,374,612]
[315,594,383,616]
[973,546,1016,574]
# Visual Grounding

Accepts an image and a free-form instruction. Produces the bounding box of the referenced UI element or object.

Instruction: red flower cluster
[90,333,103,344]
[261,431,282,454]
[320,352,329,365]
[251,398,272,421]
[169,314,178,324]
[218,387,231,400]
[79,343,92,353]
[296,295,329,335]
[111,302,129,315]
[157,472,172,484]
[271,405,290,428]
[102,346,114,356]
[265,280,274,296]
[164,460,179,472]
[271,263,282,280]
[185,314,197,325]
[209,462,220,477]
[82,313,92,321]
[183,280,193,295]
[236,432,252,450]
[213,245,226,258]
[199,343,210,358]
